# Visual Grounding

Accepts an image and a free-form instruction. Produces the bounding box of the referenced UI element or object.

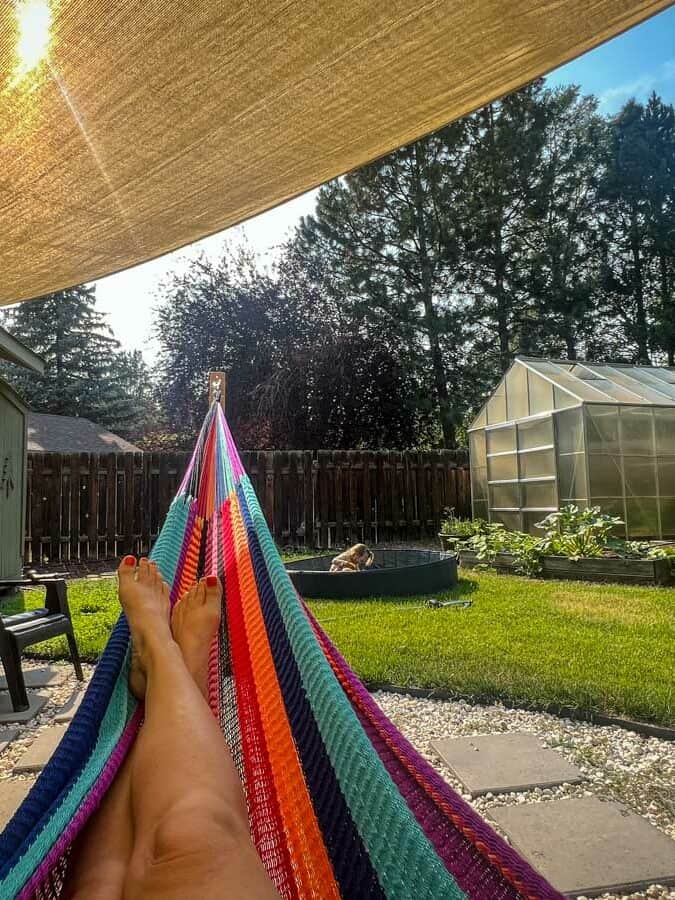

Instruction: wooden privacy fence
[25,450,470,563]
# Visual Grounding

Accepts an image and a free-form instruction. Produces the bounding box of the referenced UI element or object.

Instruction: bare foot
[118,556,172,699]
[171,576,222,698]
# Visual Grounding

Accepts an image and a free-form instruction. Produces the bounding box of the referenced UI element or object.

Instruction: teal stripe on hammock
[152,496,192,585]
[239,479,465,900]
[214,415,236,504]
[2,656,136,897]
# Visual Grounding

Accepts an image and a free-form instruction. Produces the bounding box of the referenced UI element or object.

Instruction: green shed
[0,326,44,581]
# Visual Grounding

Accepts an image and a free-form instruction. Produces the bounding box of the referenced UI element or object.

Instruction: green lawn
[5,579,121,662]
[10,569,675,726]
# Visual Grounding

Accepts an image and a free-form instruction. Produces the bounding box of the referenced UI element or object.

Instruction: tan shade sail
[1,0,672,306]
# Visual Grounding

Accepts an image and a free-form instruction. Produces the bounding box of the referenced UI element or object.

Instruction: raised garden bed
[459,550,519,574]
[459,550,672,585]
[439,533,461,552]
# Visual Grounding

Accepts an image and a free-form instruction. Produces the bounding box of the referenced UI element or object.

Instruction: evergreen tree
[1,286,146,434]
[294,121,468,447]
[459,80,557,371]
[522,88,603,359]
[596,96,675,363]
[642,94,675,363]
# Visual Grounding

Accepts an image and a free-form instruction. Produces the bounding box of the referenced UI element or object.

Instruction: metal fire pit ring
[285,549,458,599]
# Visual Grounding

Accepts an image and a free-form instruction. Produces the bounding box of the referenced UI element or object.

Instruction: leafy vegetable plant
[457,504,674,576]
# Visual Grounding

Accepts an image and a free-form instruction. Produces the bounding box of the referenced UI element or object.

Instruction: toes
[203,575,222,606]
[179,583,199,608]
[193,581,207,607]
[138,558,151,582]
[118,555,137,583]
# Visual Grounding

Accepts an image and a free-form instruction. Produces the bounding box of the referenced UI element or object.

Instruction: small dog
[330,543,375,573]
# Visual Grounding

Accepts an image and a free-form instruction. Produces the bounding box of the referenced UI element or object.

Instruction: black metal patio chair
[0,574,83,711]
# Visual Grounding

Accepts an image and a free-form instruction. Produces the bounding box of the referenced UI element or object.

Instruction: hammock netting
[0,405,562,900]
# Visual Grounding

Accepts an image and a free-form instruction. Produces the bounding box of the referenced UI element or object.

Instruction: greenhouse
[468,357,675,538]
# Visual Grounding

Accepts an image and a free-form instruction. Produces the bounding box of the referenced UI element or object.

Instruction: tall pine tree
[522,88,603,359]
[1,287,146,435]
[596,96,675,363]
[294,122,468,447]
[459,80,556,371]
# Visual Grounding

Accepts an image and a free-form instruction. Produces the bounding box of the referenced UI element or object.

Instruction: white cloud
[94,189,319,362]
[598,58,675,110]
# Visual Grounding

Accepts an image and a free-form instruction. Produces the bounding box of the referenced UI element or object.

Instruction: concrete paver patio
[490,797,675,897]
[431,732,585,797]
[13,725,69,775]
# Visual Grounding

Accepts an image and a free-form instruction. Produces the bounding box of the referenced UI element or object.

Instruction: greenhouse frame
[468,357,675,539]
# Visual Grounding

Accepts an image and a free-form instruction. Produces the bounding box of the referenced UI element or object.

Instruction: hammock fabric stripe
[0,405,564,900]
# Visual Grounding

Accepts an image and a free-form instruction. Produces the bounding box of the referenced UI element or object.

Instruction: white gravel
[374,690,675,900]
[2,670,672,899]
[0,659,94,783]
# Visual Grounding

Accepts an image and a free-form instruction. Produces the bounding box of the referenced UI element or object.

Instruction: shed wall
[0,381,26,579]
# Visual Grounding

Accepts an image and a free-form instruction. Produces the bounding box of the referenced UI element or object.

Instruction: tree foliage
[153,247,430,449]
[5,81,674,452]
[1,287,151,438]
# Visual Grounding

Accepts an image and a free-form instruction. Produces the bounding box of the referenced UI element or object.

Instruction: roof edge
[514,354,675,371]
[0,326,45,374]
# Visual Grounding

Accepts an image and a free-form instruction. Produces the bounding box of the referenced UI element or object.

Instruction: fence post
[208,371,227,409]
[105,453,116,558]
[303,451,314,549]
[317,451,329,548]
[264,452,275,535]
[48,453,63,563]
[362,451,372,545]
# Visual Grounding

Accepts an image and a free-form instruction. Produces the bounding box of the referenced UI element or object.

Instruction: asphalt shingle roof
[26,413,141,454]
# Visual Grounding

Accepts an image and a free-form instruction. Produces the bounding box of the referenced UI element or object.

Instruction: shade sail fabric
[1,0,672,306]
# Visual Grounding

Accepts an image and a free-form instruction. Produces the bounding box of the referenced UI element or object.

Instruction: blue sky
[549,5,675,110]
[95,6,675,358]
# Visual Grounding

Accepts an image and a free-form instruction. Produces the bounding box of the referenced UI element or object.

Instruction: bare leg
[119,561,277,900]
[170,580,221,700]
[64,755,134,900]
[67,559,277,900]
[64,555,154,900]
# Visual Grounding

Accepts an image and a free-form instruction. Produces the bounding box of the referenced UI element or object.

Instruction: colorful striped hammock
[0,404,562,899]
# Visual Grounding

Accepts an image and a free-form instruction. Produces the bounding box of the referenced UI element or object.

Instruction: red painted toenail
[206,576,218,587]
[123,555,136,566]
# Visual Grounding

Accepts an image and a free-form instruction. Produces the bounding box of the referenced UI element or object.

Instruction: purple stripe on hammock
[303,604,564,900]
[178,438,202,495]
[18,705,143,900]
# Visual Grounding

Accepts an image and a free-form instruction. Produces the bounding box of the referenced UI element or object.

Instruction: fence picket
[24,449,469,561]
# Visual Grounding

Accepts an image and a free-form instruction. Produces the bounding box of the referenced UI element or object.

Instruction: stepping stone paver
[13,725,69,775]
[0,779,35,829]
[0,730,19,755]
[431,732,584,797]
[0,693,48,724]
[54,690,84,723]
[490,797,675,897]
[0,665,67,690]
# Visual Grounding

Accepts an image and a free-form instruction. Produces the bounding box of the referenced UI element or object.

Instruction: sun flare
[15,0,52,76]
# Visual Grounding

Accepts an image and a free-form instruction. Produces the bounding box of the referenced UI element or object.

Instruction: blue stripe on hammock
[0,615,131,873]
